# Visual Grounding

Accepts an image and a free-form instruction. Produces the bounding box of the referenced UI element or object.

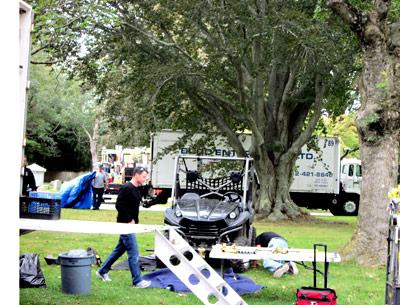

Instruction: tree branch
[252,0,267,131]
[30,60,58,65]
[148,76,175,105]
[201,90,246,120]
[286,75,325,157]
[325,0,365,37]
[194,14,241,71]
[82,125,92,141]
[186,90,248,157]
[375,0,390,20]
[120,18,203,67]
[275,64,298,146]
[31,44,51,56]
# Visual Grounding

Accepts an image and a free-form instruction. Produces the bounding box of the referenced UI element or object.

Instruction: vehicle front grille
[185,223,220,238]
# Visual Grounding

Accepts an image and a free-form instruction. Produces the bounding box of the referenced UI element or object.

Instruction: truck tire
[329,196,359,216]
[249,226,257,247]
[341,197,359,216]
[230,236,250,273]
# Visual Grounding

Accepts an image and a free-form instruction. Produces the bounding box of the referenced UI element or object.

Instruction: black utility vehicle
[163,155,257,272]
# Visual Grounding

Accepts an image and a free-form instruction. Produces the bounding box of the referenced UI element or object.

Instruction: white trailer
[150,130,361,216]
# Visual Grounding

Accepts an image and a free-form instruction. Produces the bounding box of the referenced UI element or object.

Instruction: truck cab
[327,158,362,216]
[341,158,362,195]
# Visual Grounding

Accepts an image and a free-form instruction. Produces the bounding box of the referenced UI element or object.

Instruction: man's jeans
[98,233,143,285]
[92,187,104,209]
[262,237,288,273]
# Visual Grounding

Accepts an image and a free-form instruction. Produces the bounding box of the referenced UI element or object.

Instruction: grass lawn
[20,209,385,305]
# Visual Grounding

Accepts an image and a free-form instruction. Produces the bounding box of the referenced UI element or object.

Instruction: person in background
[255,231,298,277]
[92,164,108,210]
[22,155,37,196]
[96,166,152,288]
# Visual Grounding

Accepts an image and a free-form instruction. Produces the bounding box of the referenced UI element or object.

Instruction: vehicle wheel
[230,236,250,273]
[329,196,359,216]
[342,197,359,216]
[249,226,257,246]
[248,226,257,268]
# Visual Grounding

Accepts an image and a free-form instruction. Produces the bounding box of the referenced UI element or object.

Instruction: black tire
[329,196,359,216]
[249,226,257,246]
[248,226,258,268]
[230,236,250,273]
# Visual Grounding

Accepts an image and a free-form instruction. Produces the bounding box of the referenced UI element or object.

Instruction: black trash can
[59,250,94,295]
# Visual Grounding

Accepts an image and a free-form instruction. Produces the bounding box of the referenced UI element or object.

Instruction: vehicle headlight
[175,210,183,217]
[229,211,237,219]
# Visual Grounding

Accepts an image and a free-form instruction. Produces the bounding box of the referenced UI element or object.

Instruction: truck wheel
[329,197,359,216]
[230,236,250,273]
[342,198,359,216]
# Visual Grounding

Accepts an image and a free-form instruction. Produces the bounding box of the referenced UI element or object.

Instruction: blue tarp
[60,172,96,209]
[142,267,264,295]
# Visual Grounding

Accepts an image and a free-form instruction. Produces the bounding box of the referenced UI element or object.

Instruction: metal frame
[170,154,253,207]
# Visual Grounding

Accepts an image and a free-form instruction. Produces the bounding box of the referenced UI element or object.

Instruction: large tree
[31,0,359,219]
[26,60,96,171]
[326,0,400,264]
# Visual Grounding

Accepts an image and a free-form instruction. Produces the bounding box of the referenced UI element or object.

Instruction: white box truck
[149,130,361,216]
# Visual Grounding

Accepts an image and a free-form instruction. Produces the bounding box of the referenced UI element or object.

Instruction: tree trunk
[342,26,400,265]
[341,135,399,265]
[254,154,307,220]
[327,0,400,266]
[89,117,100,171]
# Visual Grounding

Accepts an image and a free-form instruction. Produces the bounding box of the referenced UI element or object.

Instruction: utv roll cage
[171,155,254,207]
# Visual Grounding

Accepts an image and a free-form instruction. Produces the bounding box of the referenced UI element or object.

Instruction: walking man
[96,166,152,288]
[92,164,107,210]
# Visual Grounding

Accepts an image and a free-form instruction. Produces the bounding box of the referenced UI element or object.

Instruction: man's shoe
[96,271,112,282]
[273,264,290,278]
[289,261,299,275]
[134,280,151,288]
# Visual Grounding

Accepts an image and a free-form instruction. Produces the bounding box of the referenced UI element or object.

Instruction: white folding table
[19,218,172,234]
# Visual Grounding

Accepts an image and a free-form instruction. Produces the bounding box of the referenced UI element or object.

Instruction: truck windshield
[348,164,362,177]
[356,164,362,177]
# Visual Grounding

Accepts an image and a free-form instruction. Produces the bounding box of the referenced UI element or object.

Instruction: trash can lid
[59,249,92,258]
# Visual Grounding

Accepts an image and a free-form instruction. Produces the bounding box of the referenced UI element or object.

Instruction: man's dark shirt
[255,232,286,247]
[116,182,142,224]
[22,167,37,196]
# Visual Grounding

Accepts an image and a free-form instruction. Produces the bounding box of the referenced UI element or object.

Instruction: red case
[296,287,337,305]
[295,244,337,305]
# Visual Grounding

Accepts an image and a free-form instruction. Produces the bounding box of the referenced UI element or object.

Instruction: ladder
[154,228,248,305]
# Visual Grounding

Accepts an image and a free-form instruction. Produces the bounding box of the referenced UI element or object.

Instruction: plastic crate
[20,192,61,220]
